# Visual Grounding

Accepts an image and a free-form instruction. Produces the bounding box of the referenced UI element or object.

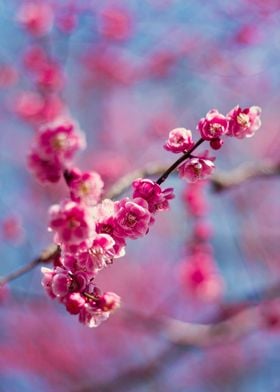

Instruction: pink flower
[36,61,64,91]
[79,303,110,328]
[64,293,86,315]
[36,118,85,163]
[17,3,54,36]
[178,156,215,182]
[94,199,127,257]
[27,117,85,184]
[98,7,132,40]
[181,253,224,301]
[132,178,174,213]
[65,168,104,206]
[27,151,61,184]
[78,290,120,327]
[182,183,208,217]
[49,201,92,245]
[98,292,121,311]
[114,197,151,239]
[164,128,194,153]
[87,234,115,269]
[198,109,228,140]
[75,234,116,274]
[226,105,261,139]
[23,46,47,72]
[41,266,89,299]
[41,267,70,299]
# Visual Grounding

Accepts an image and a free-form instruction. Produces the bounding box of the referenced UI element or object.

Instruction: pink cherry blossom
[75,234,116,274]
[41,267,69,299]
[27,151,61,184]
[79,303,110,328]
[65,168,104,206]
[64,293,86,315]
[98,292,121,311]
[36,61,64,91]
[51,268,72,298]
[36,118,86,163]
[210,138,224,150]
[23,46,47,71]
[178,156,215,182]
[17,2,54,36]
[164,127,194,153]
[181,253,224,301]
[78,290,121,327]
[114,197,151,239]
[197,109,228,140]
[41,266,89,299]
[94,199,127,257]
[87,234,115,269]
[132,178,174,213]
[226,105,262,139]
[49,200,92,245]
[98,7,133,41]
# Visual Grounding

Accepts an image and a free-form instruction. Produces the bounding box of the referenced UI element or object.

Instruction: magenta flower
[164,127,194,153]
[132,178,174,213]
[78,291,120,328]
[79,303,110,328]
[41,266,89,299]
[27,117,85,184]
[98,292,121,311]
[41,266,71,299]
[65,168,104,206]
[181,253,224,301]
[64,293,86,315]
[49,201,92,245]
[17,3,54,36]
[226,105,261,139]
[27,151,61,184]
[37,118,85,162]
[198,109,228,141]
[75,234,116,274]
[114,197,151,239]
[178,156,215,182]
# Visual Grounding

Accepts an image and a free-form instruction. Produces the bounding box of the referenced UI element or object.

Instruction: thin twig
[0,244,60,287]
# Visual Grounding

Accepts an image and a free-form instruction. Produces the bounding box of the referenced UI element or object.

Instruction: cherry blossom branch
[1,160,279,287]
[156,138,204,185]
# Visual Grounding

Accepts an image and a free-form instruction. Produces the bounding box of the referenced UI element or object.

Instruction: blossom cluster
[28,118,85,184]
[41,159,174,326]
[32,104,261,327]
[164,105,262,183]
